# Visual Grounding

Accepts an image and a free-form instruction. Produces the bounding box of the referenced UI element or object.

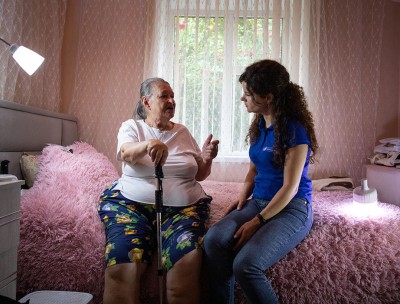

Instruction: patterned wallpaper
[1,0,398,183]
[307,0,386,181]
[0,0,67,110]
[65,0,148,173]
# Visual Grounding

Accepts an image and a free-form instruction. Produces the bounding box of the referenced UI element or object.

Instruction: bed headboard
[0,100,78,179]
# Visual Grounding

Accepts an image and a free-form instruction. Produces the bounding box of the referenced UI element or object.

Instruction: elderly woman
[98,78,219,304]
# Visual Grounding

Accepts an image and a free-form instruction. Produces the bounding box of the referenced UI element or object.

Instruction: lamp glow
[1,37,44,75]
[9,44,44,75]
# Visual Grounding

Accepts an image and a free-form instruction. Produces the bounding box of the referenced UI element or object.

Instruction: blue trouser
[204,197,313,304]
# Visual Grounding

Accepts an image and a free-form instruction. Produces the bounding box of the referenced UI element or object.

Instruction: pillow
[312,177,354,192]
[20,145,76,188]
[20,154,39,188]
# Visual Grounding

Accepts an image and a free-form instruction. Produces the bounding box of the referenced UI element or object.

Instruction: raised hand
[202,134,219,162]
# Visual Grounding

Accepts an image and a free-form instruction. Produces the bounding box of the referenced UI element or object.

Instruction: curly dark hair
[239,59,318,168]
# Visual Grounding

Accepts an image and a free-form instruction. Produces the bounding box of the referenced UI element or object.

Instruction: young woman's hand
[233,217,262,250]
[224,194,248,216]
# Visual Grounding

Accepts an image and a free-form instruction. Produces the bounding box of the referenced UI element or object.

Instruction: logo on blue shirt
[262,146,273,152]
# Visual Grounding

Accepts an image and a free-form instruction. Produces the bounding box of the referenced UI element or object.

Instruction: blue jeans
[204,197,313,304]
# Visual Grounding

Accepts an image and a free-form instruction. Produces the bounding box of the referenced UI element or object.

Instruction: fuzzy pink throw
[18,143,119,303]
[201,180,400,304]
[18,153,400,304]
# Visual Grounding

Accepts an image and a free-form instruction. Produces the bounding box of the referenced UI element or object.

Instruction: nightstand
[0,179,25,299]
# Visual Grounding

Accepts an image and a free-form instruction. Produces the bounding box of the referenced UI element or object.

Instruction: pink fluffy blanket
[18,143,119,303]
[202,181,400,304]
[17,144,400,303]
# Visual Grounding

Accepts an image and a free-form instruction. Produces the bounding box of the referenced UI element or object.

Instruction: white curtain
[0,0,67,111]
[145,0,310,83]
[144,0,311,181]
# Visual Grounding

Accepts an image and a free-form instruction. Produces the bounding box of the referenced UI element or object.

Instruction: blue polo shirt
[249,118,312,203]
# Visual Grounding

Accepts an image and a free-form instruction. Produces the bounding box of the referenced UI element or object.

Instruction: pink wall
[60,0,148,170]
[377,0,400,142]
[59,0,400,179]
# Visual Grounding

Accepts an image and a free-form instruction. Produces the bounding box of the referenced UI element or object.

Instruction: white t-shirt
[113,119,208,207]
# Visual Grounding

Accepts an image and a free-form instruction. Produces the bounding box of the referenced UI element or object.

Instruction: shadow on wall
[376,117,399,145]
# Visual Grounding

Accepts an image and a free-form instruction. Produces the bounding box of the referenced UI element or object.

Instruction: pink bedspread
[17,144,400,303]
[202,181,400,304]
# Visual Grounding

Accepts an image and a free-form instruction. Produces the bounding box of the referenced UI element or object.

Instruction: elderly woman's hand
[147,139,169,166]
[202,134,219,162]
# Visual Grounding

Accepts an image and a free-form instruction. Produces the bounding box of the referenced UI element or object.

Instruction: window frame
[164,4,284,159]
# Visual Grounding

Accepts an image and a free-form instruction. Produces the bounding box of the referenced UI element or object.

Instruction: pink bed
[16,142,400,304]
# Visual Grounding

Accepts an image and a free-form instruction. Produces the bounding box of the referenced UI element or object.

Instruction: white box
[365,164,400,206]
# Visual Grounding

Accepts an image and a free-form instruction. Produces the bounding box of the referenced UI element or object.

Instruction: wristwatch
[256,213,267,224]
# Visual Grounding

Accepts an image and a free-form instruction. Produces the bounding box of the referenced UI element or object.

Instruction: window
[174,15,277,156]
[145,0,309,158]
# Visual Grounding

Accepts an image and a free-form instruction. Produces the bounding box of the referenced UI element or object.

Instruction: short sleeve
[287,120,310,148]
[117,120,139,160]
[191,133,202,154]
[184,126,201,155]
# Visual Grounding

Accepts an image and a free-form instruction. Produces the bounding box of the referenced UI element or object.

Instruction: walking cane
[154,163,164,304]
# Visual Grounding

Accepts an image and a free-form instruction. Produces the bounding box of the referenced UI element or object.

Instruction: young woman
[204,60,318,304]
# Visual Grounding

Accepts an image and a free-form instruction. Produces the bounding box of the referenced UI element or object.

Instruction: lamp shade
[9,44,45,75]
